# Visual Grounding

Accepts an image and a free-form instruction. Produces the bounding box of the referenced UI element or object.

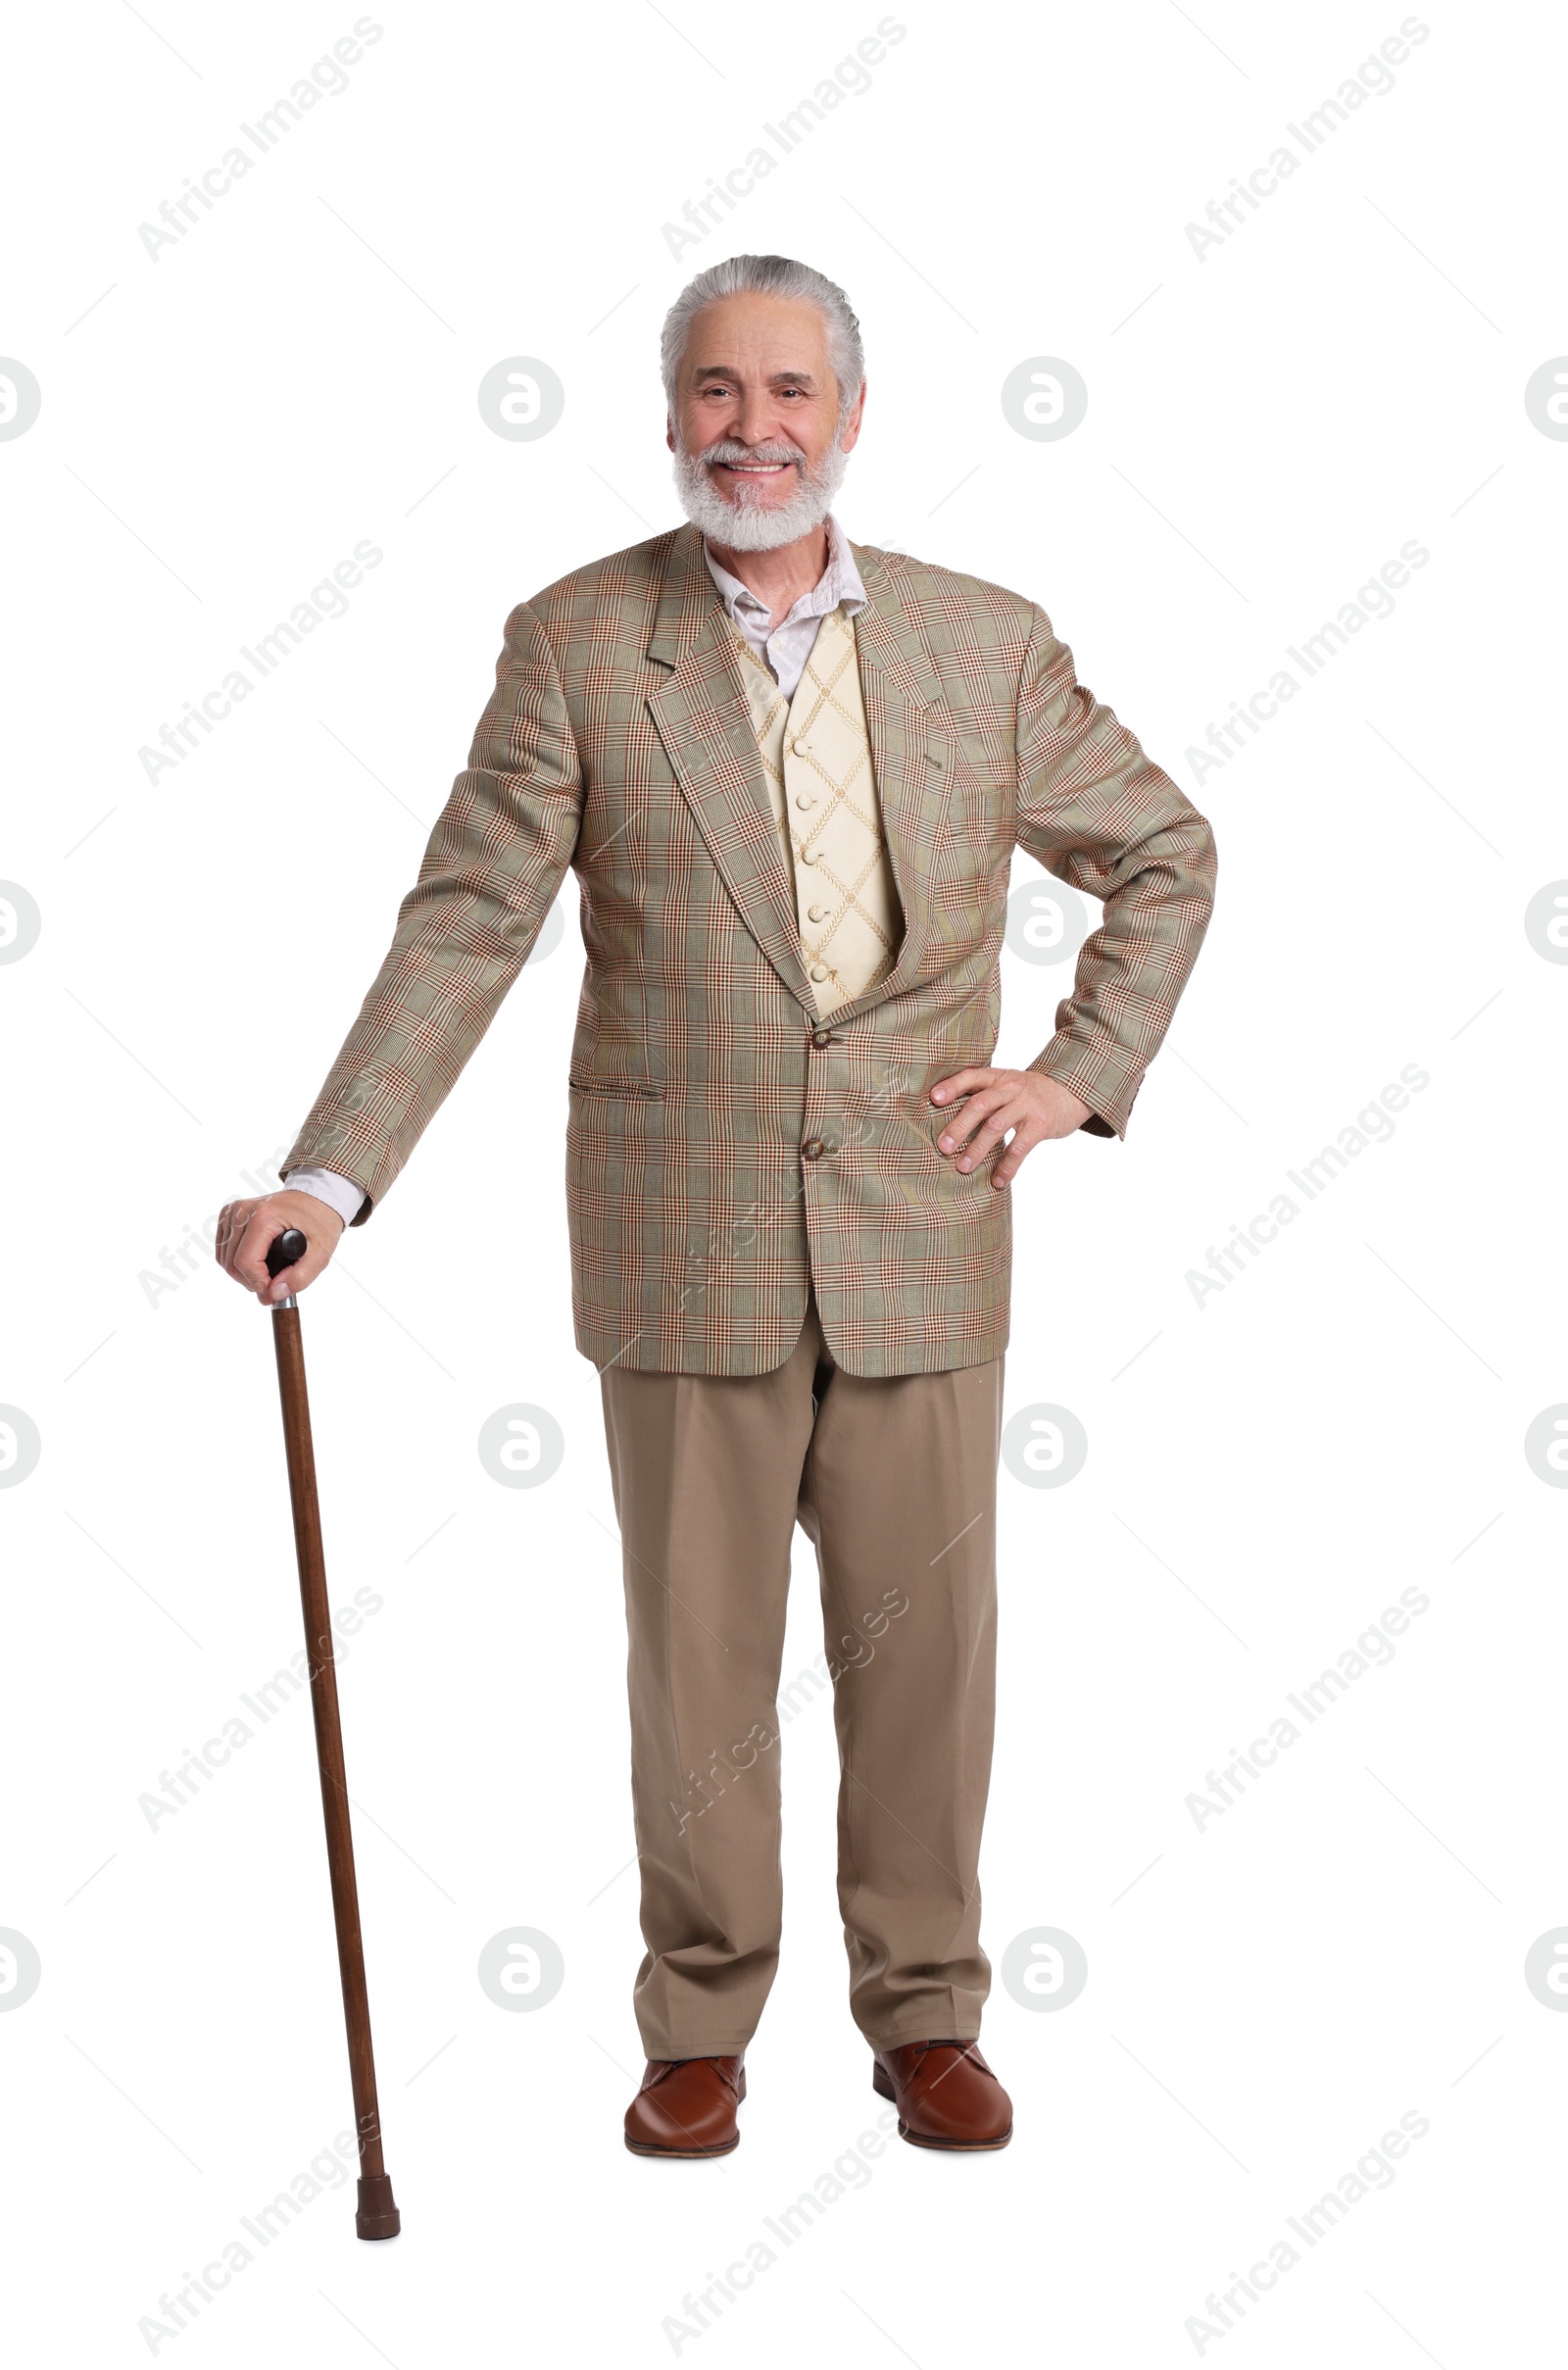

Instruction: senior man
[218,253,1216,2158]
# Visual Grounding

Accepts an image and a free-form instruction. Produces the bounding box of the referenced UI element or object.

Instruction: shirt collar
[702,511,866,632]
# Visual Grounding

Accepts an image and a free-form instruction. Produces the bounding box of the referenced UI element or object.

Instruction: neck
[703,521,831,631]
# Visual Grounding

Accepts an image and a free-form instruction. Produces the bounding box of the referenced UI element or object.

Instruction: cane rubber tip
[355,2173,401,2240]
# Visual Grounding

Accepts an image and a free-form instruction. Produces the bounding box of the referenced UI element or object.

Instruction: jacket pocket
[567,1073,665,1098]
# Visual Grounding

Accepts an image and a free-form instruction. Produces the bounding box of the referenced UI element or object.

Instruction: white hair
[660,253,865,425]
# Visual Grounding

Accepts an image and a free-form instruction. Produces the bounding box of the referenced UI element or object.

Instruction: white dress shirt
[283,516,864,1231]
[701,510,866,697]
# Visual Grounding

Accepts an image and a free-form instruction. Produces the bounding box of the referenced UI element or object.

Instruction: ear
[838,377,867,454]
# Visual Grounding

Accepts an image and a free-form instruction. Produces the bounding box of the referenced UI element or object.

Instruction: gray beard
[671,431,851,552]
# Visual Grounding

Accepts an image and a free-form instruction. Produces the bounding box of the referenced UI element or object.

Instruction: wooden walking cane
[265,1225,401,2241]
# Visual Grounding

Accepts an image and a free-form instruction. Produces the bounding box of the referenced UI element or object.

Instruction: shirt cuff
[282,1165,367,1228]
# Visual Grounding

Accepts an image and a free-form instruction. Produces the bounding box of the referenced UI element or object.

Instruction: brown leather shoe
[624,2054,746,2157]
[871,2040,1012,2150]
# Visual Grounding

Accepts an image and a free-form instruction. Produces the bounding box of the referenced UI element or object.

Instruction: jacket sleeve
[1013,601,1216,1138]
[280,599,583,1221]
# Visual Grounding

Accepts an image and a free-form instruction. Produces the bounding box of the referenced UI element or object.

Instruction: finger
[992,1118,1045,1186]
[954,1102,1027,1173]
[263,1208,343,1303]
[234,1208,300,1301]
[929,1067,995,1108]
[263,1246,308,1305]
[268,1227,339,1302]
[935,1087,1006,1156]
[214,1201,255,1277]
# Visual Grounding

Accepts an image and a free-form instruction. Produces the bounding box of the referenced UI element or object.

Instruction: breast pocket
[929,733,1012,914]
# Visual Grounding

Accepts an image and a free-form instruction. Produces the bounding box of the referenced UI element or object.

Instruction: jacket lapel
[645,521,954,1019]
[647,524,813,1008]
[837,538,954,1019]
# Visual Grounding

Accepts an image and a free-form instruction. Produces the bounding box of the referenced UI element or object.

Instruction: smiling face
[666,290,865,552]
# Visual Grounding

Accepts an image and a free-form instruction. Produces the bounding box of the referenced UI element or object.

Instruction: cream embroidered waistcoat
[730,602,905,1017]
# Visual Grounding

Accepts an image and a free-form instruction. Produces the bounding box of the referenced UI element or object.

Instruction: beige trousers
[599,1285,1004,2057]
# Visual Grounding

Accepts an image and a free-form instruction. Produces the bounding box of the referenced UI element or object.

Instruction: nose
[732,392,779,450]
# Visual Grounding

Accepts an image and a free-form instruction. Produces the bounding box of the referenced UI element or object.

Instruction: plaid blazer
[283,521,1216,1376]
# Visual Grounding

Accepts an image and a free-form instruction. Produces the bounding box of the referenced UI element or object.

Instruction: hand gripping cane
[266,1226,401,2241]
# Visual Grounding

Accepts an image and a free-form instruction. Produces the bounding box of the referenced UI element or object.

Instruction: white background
[3,1,1563,2361]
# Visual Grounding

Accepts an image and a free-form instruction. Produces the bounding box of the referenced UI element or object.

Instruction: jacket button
[811,1028,834,1048]
[802,1137,825,1160]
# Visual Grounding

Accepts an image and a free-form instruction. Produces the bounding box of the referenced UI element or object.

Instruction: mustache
[700,439,807,469]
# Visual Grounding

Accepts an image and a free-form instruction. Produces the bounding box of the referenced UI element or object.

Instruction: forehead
[681,291,831,378]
